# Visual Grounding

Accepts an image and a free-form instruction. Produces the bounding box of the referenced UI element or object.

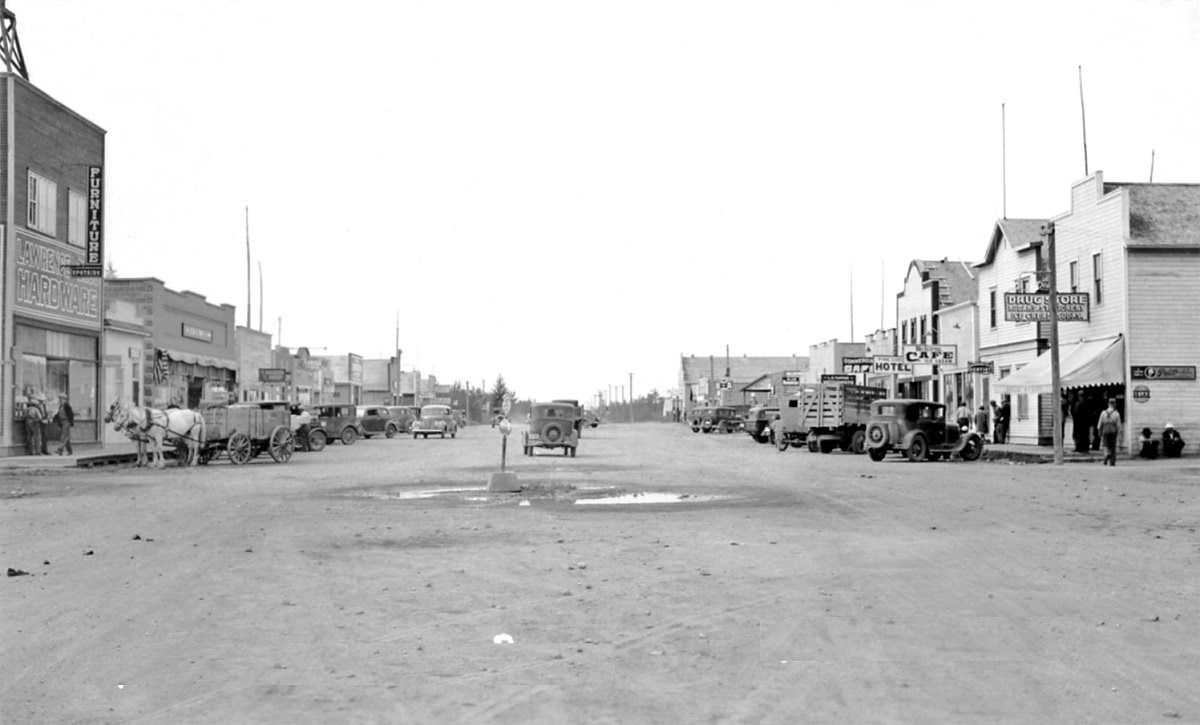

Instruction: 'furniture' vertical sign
[87,165,103,266]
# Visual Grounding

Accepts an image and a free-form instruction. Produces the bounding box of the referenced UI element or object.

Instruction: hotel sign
[12,229,102,325]
[872,355,913,374]
[1130,365,1196,381]
[1004,292,1090,322]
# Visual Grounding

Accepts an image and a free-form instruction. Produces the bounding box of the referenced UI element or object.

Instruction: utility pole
[1043,222,1064,465]
[629,372,634,423]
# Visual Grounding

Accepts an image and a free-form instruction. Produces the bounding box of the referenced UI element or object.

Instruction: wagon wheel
[850,430,867,455]
[307,429,327,452]
[227,432,253,465]
[268,425,294,463]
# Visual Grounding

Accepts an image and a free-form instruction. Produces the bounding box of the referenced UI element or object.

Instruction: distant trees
[490,375,514,413]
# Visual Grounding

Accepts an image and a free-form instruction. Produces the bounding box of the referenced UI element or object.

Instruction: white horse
[106,401,206,468]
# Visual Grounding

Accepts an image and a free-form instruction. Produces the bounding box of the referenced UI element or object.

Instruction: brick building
[1,70,106,455]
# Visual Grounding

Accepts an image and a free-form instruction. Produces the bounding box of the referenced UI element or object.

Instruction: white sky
[18,0,1200,403]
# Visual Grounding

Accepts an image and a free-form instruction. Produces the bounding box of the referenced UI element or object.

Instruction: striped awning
[993,336,1124,395]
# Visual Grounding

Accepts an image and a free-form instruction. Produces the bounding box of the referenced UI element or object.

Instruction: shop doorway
[187,378,204,409]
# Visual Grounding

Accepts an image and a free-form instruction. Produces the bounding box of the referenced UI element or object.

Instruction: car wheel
[819,439,837,454]
[341,427,356,446]
[850,430,867,455]
[385,424,397,439]
[690,419,701,433]
[868,447,887,462]
[701,418,714,433]
[906,434,928,462]
[807,436,819,453]
[308,429,327,452]
[960,435,983,461]
[413,433,418,440]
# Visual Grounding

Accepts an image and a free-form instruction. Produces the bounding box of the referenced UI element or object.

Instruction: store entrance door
[187,378,204,409]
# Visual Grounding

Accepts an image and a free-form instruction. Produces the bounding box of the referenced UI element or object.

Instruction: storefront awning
[993,336,1124,395]
[162,348,237,371]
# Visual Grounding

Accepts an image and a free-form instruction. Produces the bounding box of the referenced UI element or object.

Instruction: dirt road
[3,423,1198,723]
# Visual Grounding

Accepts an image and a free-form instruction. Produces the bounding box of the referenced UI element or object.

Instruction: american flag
[153,349,169,384]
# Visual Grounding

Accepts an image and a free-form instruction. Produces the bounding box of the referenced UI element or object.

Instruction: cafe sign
[842,357,874,374]
[902,344,957,365]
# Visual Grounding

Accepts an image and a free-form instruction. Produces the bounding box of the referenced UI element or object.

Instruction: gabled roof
[680,355,808,384]
[975,218,1048,268]
[1104,183,1200,248]
[906,259,978,309]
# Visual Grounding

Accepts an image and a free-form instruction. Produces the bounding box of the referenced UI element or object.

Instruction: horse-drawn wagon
[199,401,295,464]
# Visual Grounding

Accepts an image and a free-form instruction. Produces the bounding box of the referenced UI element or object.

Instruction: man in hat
[22,391,43,455]
[1097,398,1123,466]
[35,393,50,455]
[54,394,75,456]
[1162,423,1185,458]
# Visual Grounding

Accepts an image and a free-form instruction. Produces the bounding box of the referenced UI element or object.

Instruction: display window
[13,324,99,442]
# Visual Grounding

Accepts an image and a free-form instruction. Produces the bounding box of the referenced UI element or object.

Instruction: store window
[28,170,58,235]
[13,325,98,425]
[1017,393,1030,420]
[989,289,997,328]
[68,188,87,246]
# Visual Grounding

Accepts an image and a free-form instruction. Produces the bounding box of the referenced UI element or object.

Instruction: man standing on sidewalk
[1098,398,1123,466]
[54,394,75,456]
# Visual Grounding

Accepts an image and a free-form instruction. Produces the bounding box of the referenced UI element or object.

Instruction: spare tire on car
[541,421,567,444]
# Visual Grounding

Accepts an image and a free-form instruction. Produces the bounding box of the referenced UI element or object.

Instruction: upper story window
[1092,253,1103,305]
[989,289,997,328]
[68,189,86,246]
[28,170,58,235]
[1068,261,1079,293]
[919,315,927,342]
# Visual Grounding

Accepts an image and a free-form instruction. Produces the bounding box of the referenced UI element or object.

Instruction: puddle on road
[574,492,732,506]
[344,485,736,506]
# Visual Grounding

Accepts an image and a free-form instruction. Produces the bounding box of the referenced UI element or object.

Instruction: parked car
[744,404,779,444]
[863,399,984,462]
[386,406,417,434]
[312,403,361,445]
[689,406,744,434]
[523,401,579,456]
[357,405,401,438]
[581,410,601,428]
[412,404,458,439]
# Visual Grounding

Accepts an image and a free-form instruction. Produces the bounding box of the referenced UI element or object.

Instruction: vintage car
[744,404,780,444]
[523,401,580,457]
[290,403,326,451]
[863,399,984,462]
[689,406,744,434]
[386,406,417,434]
[581,410,601,428]
[312,403,361,445]
[412,404,458,439]
[357,405,402,438]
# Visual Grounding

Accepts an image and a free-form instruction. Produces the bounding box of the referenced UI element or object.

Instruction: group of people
[952,398,1011,445]
[21,389,75,456]
[1139,423,1187,460]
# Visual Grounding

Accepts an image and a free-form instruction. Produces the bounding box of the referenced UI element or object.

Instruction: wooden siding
[1126,249,1200,450]
[1053,180,1128,342]
[975,238,1043,352]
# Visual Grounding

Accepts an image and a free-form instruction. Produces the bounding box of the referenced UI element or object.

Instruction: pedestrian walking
[1071,394,1094,454]
[994,398,1011,445]
[53,394,75,455]
[1097,398,1122,466]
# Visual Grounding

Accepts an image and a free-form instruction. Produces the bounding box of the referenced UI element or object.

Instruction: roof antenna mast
[0,1,29,80]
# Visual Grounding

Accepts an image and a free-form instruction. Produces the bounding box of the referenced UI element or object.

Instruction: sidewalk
[1,442,143,471]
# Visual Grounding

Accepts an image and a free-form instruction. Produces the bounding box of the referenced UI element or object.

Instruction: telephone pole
[1043,222,1064,465]
[628,372,634,423]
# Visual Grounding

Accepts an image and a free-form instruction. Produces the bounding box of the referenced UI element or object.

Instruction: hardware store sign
[13,230,102,325]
